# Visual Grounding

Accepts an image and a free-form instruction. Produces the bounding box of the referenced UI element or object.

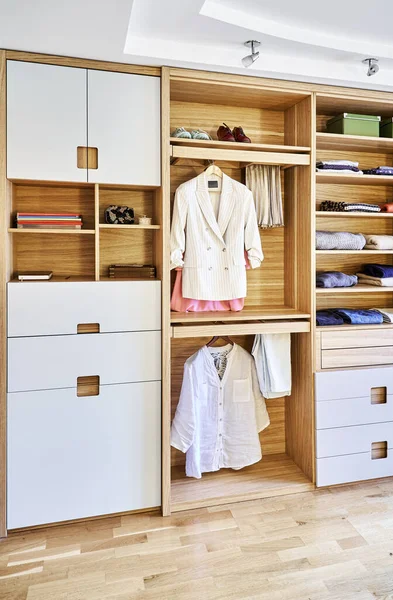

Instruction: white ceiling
[1,0,393,91]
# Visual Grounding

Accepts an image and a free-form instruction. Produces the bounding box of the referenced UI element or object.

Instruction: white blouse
[171,344,270,479]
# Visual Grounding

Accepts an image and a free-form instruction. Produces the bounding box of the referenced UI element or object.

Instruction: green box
[326,113,381,137]
[380,118,393,138]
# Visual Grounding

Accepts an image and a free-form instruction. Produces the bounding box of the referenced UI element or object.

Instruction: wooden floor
[1,480,393,599]
[171,454,314,511]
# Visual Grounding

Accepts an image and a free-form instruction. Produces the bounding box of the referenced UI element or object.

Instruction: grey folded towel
[316,272,358,288]
[316,231,366,251]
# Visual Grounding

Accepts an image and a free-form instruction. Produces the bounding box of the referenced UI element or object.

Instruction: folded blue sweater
[316,271,358,288]
[363,264,393,278]
[333,308,383,325]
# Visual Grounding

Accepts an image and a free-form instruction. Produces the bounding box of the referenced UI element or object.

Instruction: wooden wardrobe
[2,50,393,537]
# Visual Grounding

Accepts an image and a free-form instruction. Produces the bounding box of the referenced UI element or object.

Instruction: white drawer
[8,331,161,392]
[7,382,161,529]
[316,422,393,459]
[315,367,393,402]
[8,281,161,336]
[317,452,393,487]
[316,395,393,429]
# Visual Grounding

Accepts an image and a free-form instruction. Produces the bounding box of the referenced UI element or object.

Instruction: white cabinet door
[8,382,161,528]
[7,60,87,182]
[87,70,160,185]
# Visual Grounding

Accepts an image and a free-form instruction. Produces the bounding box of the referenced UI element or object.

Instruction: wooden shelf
[171,454,314,512]
[316,285,393,294]
[170,137,310,153]
[170,307,311,324]
[8,228,95,235]
[316,211,393,218]
[170,141,310,167]
[316,132,393,153]
[99,224,160,230]
[9,276,96,283]
[316,323,393,331]
[316,172,393,186]
[171,320,310,339]
[316,250,393,255]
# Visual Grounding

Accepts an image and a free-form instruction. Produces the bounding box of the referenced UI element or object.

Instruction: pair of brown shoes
[217,123,251,143]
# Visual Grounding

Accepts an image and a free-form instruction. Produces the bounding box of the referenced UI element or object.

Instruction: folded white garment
[251,333,291,399]
[357,273,393,286]
[316,168,363,175]
[373,308,393,323]
[364,234,393,250]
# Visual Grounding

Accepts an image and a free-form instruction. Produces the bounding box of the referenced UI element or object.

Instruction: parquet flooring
[1,480,393,599]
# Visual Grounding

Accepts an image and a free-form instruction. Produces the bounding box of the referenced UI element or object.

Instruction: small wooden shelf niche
[164,70,314,514]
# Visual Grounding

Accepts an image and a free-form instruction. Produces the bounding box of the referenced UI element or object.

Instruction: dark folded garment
[316,310,344,327]
[364,167,393,176]
[316,271,358,288]
[317,164,360,172]
[344,203,381,213]
[333,308,383,325]
[362,263,393,278]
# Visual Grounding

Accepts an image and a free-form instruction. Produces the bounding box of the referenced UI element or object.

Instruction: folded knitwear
[356,273,393,287]
[364,166,393,176]
[316,271,358,288]
[316,230,366,251]
[316,160,362,174]
[333,308,384,325]
[344,203,381,213]
[373,308,393,323]
[364,234,393,250]
[363,263,393,278]
[382,203,393,213]
[316,310,344,327]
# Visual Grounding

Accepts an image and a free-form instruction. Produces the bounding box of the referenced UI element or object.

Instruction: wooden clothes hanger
[207,335,234,347]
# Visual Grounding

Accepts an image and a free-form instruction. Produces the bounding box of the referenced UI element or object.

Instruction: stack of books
[16,213,83,229]
[108,264,156,279]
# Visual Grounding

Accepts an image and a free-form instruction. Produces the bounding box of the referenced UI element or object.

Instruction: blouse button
[207,247,211,251]
[209,266,213,271]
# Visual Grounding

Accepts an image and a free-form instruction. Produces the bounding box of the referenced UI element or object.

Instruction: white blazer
[170,172,263,300]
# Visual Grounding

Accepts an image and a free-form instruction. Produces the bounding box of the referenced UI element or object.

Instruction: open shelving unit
[315,92,393,337]
[7,180,162,282]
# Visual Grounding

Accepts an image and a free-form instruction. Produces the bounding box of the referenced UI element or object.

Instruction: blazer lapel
[217,174,235,238]
[196,173,224,243]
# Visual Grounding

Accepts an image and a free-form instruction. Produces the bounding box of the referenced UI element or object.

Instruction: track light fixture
[242,40,260,68]
[363,58,379,77]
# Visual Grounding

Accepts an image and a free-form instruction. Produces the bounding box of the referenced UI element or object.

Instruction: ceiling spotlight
[363,58,379,77]
[242,40,260,68]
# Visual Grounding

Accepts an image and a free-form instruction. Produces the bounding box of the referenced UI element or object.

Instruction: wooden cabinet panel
[316,452,393,487]
[8,281,161,337]
[321,347,393,369]
[316,395,393,430]
[87,70,160,185]
[316,421,393,458]
[8,331,161,392]
[315,368,393,401]
[7,61,87,181]
[321,329,393,350]
[7,382,161,528]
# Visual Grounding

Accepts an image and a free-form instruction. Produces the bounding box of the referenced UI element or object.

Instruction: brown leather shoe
[233,126,251,143]
[217,123,236,142]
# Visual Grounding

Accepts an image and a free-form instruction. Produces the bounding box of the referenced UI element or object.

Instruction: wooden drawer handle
[371,386,387,405]
[77,146,98,169]
[77,323,100,334]
[371,441,388,460]
[77,376,100,397]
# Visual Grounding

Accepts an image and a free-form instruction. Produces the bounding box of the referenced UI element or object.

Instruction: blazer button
[224,267,229,270]
[222,248,226,252]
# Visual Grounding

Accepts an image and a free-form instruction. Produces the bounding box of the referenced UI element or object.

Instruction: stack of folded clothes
[316,308,384,326]
[363,166,393,176]
[363,235,393,250]
[316,271,358,288]
[373,308,393,323]
[316,160,363,174]
[357,263,393,287]
[319,200,381,213]
[316,230,366,250]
